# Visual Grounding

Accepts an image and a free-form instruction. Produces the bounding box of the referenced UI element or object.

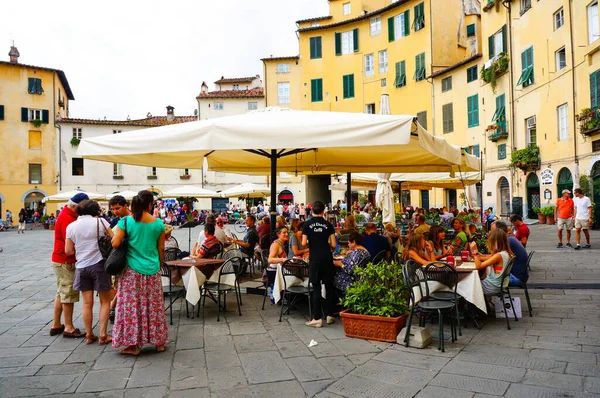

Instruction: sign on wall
[540,168,554,186]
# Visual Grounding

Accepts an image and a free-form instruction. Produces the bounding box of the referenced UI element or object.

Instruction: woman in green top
[111,190,167,356]
[450,217,470,253]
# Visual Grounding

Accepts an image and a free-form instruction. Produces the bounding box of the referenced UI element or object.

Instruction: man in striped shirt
[196,223,220,258]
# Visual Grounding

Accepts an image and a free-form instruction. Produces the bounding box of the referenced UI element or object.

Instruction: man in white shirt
[214,217,232,247]
[573,188,593,249]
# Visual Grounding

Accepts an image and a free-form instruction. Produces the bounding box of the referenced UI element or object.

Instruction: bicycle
[234,218,248,234]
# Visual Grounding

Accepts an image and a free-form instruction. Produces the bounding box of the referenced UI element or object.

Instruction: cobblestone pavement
[0,224,599,397]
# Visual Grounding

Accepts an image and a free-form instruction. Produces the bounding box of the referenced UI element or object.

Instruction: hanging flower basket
[180,174,191,180]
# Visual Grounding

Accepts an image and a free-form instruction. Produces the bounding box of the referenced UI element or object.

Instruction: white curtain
[375,172,395,224]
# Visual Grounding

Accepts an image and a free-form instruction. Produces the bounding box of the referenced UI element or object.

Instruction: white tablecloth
[412,270,487,314]
[272,264,327,304]
[179,263,236,305]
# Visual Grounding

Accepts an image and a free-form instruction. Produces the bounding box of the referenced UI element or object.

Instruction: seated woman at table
[339,215,358,235]
[333,232,370,293]
[266,226,289,303]
[472,229,514,295]
[288,219,308,259]
[450,217,470,253]
[428,225,453,261]
[402,232,435,266]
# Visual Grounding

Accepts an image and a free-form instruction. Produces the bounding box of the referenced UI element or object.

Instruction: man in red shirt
[50,193,88,338]
[555,189,575,248]
[257,216,271,249]
[509,214,530,248]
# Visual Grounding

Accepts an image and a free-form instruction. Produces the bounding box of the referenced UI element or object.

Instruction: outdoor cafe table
[165,258,226,306]
[413,261,488,314]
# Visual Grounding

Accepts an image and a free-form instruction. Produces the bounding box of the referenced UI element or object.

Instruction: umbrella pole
[270,150,277,239]
[347,172,352,214]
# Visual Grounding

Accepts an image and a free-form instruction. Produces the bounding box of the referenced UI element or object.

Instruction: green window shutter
[353,28,359,52]
[0,105,4,120]
[28,78,35,94]
[335,32,342,56]
[443,103,454,133]
[42,109,49,124]
[343,75,348,98]
[466,24,475,37]
[498,144,507,160]
[467,94,479,128]
[318,79,323,101]
[21,107,28,122]
[395,62,401,87]
[311,79,323,102]
[316,37,322,58]
[591,70,600,108]
[501,25,507,53]
[388,17,395,42]
[472,144,480,157]
[349,74,355,98]
[310,79,316,102]
[310,37,323,59]
[413,3,424,31]
[400,61,406,87]
[517,47,534,87]
[35,78,43,94]
[526,47,534,86]
[488,35,495,58]
[403,10,410,36]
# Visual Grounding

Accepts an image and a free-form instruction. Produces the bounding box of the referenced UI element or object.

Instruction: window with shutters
[343,74,355,99]
[277,64,289,73]
[413,3,425,31]
[517,46,534,87]
[72,158,84,176]
[388,10,410,42]
[394,61,406,88]
[467,65,478,83]
[29,164,42,184]
[277,82,290,104]
[310,37,322,59]
[491,94,507,135]
[311,78,323,102]
[558,104,568,140]
[28,109,42,121]
[72,128,82,139]
[520,0,531,15]
[467,94,479,128]
[29,131,41,149]
[467,24,475,37]
[442,103,454,133]
[498,144,507,160]
[365,104,375,114]
[554,8,564,30]
[379,50,388,74]
[591,69,600,108]
[248,102,258,110]
[414,53,426,82]
[555,47,566,71]
[417,111,427,130]
[339,30,356,55]
[365,54,375,77]
[370,17,381,36]
[526,116,537,146]
[441,76,452,92]
[488,26,506,59]
[589,1,599,44]
[27,78,43,95]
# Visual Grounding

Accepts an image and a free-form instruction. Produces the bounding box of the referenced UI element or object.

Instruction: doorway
[556,167,573,198]
[526,173,540,219]
[446,189,457,208]
[498,177,511,216]
[278,190,294,204]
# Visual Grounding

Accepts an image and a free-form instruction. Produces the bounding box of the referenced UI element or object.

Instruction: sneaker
[584,244,591,249]
[556,243,563,248]
[326,316,336,325]
[574,245,581,250]
[566,243,573,248]
[305,319,323,328]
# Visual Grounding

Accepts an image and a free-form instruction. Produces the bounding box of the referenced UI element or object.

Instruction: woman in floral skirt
[111,190,167,355]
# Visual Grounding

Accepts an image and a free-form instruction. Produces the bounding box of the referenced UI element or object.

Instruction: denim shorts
[73,260,111,292]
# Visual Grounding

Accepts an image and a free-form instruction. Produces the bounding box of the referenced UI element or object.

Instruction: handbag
[97,219,113,260]
[104,217,128,276]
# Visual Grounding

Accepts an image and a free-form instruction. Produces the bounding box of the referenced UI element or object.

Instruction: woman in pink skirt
[111,190,167,355]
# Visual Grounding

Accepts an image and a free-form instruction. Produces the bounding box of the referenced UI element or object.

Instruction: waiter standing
[302,201,336,328]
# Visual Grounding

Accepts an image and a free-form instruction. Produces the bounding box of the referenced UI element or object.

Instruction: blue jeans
[508,274,522,286]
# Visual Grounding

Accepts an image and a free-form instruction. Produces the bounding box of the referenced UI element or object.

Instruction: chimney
[201,81,208,94]
[166,105,175,122]
[8,45,19,63]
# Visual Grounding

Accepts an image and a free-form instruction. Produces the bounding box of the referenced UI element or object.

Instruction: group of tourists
[51,191,168,356]
[555,188,593,249]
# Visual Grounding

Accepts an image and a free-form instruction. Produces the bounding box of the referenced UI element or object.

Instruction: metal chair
[205,242,224,259]
[260,249,271,310]
[511,252,533,317]
[486,256,518,330]
[279,258,311,322]
[260,234,271,250]
[202,257,244,322]
[403,260,457,352]
[526,250,534,271]
[221,248,243,260]
[160,247,187,325]
[424,261,461,336]
[394,251,404,264]
[372,250,387,264]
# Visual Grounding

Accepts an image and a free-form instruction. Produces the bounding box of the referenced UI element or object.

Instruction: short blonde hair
[164,224,173,235]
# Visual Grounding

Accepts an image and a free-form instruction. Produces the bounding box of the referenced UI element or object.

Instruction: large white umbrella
[105,190,139,201]
[162,185,218,198]
[375,173,395,224]
[42,189,105,203]
[219,183,271,199]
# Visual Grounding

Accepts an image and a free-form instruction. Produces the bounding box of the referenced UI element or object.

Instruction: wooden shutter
[353,28,359,52]
[42,109,49,124]
[349,74,355,97]
[335,32,342,56]
[310,38,316,59]
[501,25,507,53]
[488,35,495,58]
[468,95,479,127]
[316,37,322,58]
[35,78,43,94]
[403,10,410,36]
[443,103,454,133]
[28,78,35,94]
[388,17,395,42]
[311,79,316,102]
[591,71,600,108]
[0,105,4,120]
[21,107,28,122]
[317,79,323,101]
[395,62,401,87]
[343,75,348,98]
[472,144,480,157]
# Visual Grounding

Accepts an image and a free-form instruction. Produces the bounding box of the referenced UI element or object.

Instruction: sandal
[49,325,65,336]
[86,334,98,345]
[156,345,166,353]
[62,328,86,338]
[120,346,140,356]
[99,335,112,345]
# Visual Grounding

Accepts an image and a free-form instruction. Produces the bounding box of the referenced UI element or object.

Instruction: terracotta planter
[339,309,408,343]
[546,215,555,225]
[537,214,546,224]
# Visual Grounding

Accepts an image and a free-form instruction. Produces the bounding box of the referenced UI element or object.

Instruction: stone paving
[0,224,599,397]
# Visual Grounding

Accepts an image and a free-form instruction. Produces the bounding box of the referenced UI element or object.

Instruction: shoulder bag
[104,217,128,275]
[97,218,113,260]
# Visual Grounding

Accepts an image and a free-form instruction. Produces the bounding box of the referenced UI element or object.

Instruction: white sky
[2,0,328,120]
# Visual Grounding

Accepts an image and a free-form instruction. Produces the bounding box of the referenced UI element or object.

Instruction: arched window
[556,167,573,197]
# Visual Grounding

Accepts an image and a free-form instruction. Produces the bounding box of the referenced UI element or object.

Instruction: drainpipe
[429,1,435,135]
[505,1,517,201]
[53,74,62,191]
[568,0,579,181]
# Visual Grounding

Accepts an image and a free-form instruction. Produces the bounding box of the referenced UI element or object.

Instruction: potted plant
[70,137,81,147]
[340,261,410,342]
[542,206,556,225]
[510,145,540,173]
[533,207,545,224]
[31,118,43,128]
[180,174,191,180]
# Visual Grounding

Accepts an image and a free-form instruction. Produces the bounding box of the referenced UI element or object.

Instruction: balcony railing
[578,107,600,136]
[486,121,508,142]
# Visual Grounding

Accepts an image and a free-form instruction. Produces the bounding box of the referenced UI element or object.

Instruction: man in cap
[555,189,574,248]
[50,192,88,338]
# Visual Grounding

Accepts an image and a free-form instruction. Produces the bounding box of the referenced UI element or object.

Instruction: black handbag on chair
[104,217,128,276]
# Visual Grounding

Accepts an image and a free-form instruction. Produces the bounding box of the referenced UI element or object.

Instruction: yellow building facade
[0,46,74,218]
